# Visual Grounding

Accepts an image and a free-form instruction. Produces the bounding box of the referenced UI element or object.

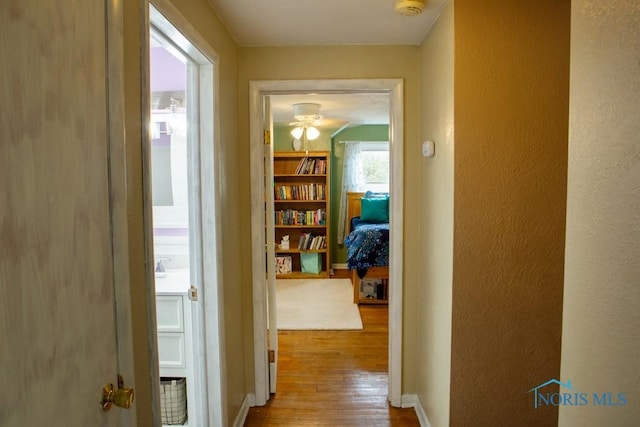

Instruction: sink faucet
[155,256,172,273]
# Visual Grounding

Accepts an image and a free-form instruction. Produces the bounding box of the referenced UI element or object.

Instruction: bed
[344,191,390,304]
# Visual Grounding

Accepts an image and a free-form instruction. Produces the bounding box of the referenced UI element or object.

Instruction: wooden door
[0,1,133,425]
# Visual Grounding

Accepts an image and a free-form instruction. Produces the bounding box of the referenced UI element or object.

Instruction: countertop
[154,269,191,294]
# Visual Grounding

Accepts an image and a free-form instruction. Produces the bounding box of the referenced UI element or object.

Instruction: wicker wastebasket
[159,378,187,425]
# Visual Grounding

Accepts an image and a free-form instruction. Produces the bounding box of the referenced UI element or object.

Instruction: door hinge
[189,285,198,301]
[268,349,275,363]
[263,130,271,145]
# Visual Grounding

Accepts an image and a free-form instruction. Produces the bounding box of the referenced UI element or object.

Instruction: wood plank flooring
[244,305,420,426]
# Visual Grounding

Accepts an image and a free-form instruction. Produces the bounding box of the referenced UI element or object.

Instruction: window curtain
[337,142,364,244]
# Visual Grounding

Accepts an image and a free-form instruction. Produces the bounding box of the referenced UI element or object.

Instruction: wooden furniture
[273,151,330,278]
[346,191,389,304]
[352,267,389,305]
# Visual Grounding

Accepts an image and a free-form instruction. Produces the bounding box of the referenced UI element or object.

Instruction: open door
[249,90,280,404]
[263,96,278,394]
[1,1,135,424]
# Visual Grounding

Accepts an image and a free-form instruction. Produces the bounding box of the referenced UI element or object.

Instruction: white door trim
[145,1,227,425]
[249,79,404,407]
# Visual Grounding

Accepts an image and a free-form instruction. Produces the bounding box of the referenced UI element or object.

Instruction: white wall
[151,124,191,270]
[560,0,640,425]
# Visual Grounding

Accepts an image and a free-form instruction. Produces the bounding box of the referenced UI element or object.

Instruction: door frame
[143,1,227,425]
[249,79,404,407]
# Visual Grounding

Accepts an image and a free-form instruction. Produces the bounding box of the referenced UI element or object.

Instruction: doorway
[249,79,405,407]
[145,2,226,425]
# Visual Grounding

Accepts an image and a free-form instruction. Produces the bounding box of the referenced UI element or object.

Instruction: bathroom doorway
[145,3,226,425]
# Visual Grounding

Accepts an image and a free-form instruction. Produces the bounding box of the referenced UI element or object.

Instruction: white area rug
[276,279,363,330]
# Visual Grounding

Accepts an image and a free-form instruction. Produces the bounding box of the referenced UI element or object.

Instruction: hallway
[244,305,420,426]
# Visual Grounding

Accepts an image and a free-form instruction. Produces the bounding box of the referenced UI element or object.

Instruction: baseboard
[401,394,431,427]
[232,393,254,427]
[332,263,348,270]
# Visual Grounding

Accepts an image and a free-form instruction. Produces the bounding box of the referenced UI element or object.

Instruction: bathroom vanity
[155,270,197,426]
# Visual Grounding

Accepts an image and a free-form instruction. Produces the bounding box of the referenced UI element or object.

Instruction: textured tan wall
[417,3,454,426]
[451,1,570,425]
[124,1,244,425]
[560,1,640,425]
[238,45,422,391]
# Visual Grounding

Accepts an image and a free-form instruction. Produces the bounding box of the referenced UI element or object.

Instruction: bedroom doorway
[249,79,404,407]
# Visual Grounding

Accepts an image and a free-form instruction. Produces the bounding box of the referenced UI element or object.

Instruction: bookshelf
[273,151,330,278]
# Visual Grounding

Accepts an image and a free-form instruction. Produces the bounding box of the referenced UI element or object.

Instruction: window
[360,142,389,193]
[337,140,390,243]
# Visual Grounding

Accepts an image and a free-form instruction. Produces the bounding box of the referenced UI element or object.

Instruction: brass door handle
[101,375,134,411]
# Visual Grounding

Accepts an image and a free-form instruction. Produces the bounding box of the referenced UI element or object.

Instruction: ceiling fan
[289,103,323,141]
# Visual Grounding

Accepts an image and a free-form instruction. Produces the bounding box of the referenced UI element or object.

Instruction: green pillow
[360,196,389,222]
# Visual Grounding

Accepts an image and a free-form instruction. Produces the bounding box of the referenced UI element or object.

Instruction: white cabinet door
[157,333,187,369]
[157,295,185,332]
[157,295,187,369]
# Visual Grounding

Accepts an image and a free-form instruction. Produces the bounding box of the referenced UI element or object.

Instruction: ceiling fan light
[306,126,320,140]
[290,127,304,139]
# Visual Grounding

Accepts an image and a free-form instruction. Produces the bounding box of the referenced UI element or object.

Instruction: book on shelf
[305,159,315,175]
[274,183,325,201]
[294,157,306,175]
[297,233,326,251]
[294,157,327,175]
[297,233,305,250]
[275,208,326,226]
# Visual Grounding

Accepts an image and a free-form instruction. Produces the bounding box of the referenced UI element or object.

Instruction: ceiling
[270,93,391,130]
[207,0,448,130]
[207,0,448,47]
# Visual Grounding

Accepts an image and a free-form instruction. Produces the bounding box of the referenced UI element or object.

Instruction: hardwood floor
[244,305,420,426]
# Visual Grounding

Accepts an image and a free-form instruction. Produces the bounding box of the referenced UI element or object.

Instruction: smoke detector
[395,0,425,16]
